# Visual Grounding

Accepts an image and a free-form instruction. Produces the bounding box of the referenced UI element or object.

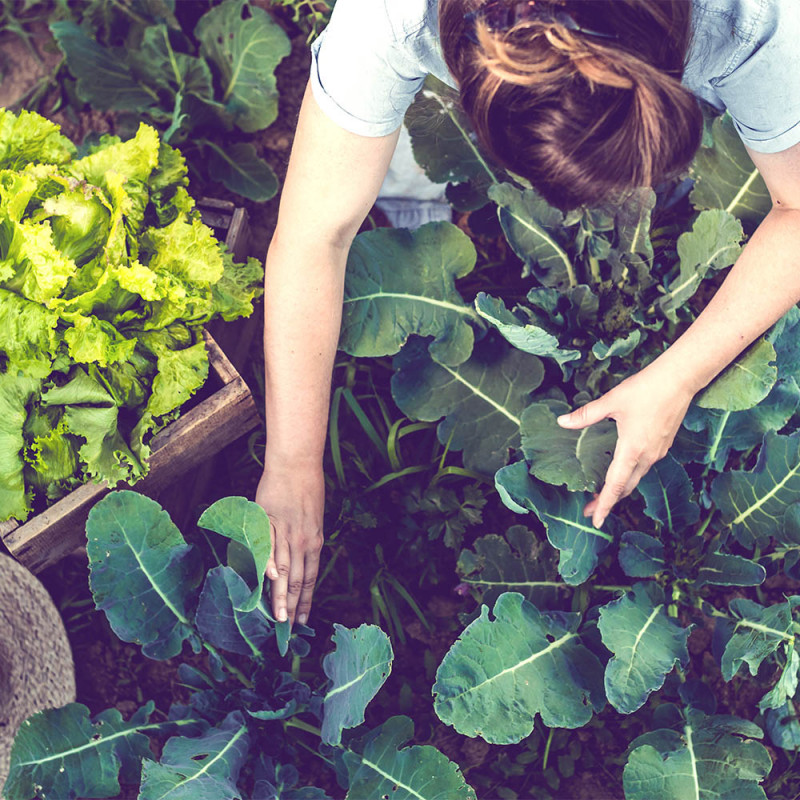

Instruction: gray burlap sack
[0,554,76,794]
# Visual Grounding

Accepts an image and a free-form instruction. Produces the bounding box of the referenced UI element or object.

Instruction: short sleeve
[309,0,428,137]
[710,2,800,154]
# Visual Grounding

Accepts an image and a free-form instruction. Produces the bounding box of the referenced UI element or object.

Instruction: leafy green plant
[0,108,262,520]
[47,0,291,201]
[271,0,334,42]
[4,491,477,800]
[324,79,800,796]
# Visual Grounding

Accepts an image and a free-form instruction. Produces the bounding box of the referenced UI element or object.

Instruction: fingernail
[278,608,287,622]
[269,568,278,580]
[556,415,570,425]
[595,516,606,529]
[298,614,307,625]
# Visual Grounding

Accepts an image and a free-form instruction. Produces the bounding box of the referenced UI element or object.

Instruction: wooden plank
[225,207,250,262]
[199,197,236,212]
[1,334,260,574]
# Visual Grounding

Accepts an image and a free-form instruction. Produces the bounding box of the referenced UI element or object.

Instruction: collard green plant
[49,0,291,201]
[4,491,476,800]
[0,109,263,521]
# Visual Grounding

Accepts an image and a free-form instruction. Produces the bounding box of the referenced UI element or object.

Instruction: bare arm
[558,140,800,527]
[258,82,400,625]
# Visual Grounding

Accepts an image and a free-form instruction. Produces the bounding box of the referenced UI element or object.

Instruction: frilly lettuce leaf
[139,328,209,417]
[0,370,41,520]
[68,124,160,190]
[0,288,59,377]
[211,251,264,321]
[0,217,77,303]
[0,109,263,520]
[0,109,75,169]
[142,213,224,285]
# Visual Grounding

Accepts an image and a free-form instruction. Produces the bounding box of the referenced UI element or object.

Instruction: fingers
[589,451,651,528]
[557,399,609,431]
[295,549,321,626]
[268,522,323,627]
[271,523,291,623]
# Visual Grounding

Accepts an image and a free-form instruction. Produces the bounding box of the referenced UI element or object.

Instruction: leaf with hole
[433,592,605,743]
[598,582,691,714]
[322,624,393,746]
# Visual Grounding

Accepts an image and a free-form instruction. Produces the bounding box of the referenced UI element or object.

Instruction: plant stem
[542,727,554,771]
[285,717,323,737]
[203,643,254,689]
[294,736,336,766]
[589,255,602,283]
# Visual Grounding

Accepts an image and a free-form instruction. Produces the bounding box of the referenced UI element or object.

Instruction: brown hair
[438,0,703,210]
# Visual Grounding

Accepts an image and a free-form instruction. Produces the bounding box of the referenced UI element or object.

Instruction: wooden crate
[0,331,260,573]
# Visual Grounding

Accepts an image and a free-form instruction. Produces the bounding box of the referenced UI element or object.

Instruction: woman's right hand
[256,462,325,628]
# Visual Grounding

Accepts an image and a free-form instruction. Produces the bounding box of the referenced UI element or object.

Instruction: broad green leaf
[591,330,641,361]
[406,75,496,207]
[433,592,604,743]
[5,702,156,800]
[195,566,272,657]
[207,141,279,201]
[321,624,393,746]
[657,209,742,321]
[765,701,800,751]
[618,532,666,579]
[605,188,656,286]
[475,292,581,371]
[130,24,214,99]
[623,709,770,800]
[695,553,766,588]
[139,713,250,800]
[697,338,777,412]
[195,0,291,132]
[636,455,700,533]
[759,647,800,713]
[391,338,543,474]
[690,113,771,228]
[342,223,478,366]
[457,525,561,609]
[676,379,800,470]
[496,461,618,585]
[770,305,800,380]
[598,582,690,714]
[86,491,200,659]
[490,183,576,286]
[720,597,795,681]
[198,497,272,613]
[343,716,477,800]
[50,21,158,111]
[519,399,616,492]
[712,431,800,548]
[0,371,40,521]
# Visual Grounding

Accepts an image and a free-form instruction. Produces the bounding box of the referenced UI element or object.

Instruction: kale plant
[3,491,476,800]
[331,79,800,797]
[47,0,291,201]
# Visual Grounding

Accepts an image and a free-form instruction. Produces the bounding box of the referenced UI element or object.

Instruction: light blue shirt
[310,0,800,154]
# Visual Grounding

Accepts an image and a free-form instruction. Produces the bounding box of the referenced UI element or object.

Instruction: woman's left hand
[556,361,697,529]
